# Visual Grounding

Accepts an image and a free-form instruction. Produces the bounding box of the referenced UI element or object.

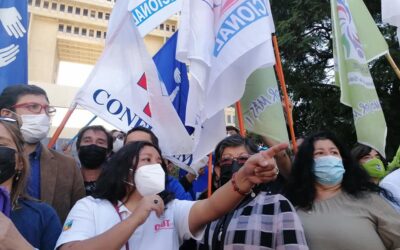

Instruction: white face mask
[112,138,124,153]
[20,114,50,144]
[134,163,165,196]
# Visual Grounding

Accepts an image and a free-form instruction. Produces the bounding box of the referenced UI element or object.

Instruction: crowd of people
[0,84,399,250]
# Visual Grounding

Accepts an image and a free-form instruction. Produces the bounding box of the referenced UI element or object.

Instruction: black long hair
[351,143,387,166]
[284,131,397,210]
[93,141,174,205]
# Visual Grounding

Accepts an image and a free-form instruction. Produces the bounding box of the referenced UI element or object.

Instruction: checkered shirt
[200,193,309,250]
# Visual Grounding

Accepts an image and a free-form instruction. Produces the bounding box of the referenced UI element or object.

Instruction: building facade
[27,0,235,138]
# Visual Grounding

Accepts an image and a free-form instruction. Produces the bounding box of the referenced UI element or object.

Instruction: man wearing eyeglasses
[0,84,85,223]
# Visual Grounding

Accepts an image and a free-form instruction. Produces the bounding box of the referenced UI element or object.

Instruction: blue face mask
[313,155,345,186]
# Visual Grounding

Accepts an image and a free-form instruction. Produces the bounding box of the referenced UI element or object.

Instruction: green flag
[343,0,388,61]
[241,68,289,143]
[332,0,387,157]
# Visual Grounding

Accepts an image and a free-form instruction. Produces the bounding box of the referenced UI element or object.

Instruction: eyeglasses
[218,155,250,168]
[11,102,56,116]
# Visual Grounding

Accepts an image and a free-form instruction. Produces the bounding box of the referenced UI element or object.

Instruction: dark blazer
[40,144,85,223]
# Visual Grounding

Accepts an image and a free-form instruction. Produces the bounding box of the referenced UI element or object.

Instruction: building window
[90,10,96,18]
[34,0,41,7]
[159,24,164,30]
[43,1,49,8]
[66,26,72,33]
[83,9,88,16]
[98,12,103,19]
[58,24,64,32]
[81,28,87,36]
[28,0,32,5]
[171,25,176,32]
[74,27,79,35]
[67,6,73,13]
[105,13,110,20]
[166,24,170,31]
[103,32,107,39]
[89,29,94,37]
[75,7,81,15]
[96,31,102,38]
[51,2,57,10]
[59,4,65,12]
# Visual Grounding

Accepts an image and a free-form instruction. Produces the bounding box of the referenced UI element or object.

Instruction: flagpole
[235,102,246,136]
[385,53,400,80]
[272,35,298,153]
[207,154,213,198]
[48,103,77,149]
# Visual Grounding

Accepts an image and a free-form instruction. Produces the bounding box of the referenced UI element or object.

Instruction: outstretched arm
[188,143,288,234]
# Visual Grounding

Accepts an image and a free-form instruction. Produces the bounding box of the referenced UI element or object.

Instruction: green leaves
[270,0,400,157]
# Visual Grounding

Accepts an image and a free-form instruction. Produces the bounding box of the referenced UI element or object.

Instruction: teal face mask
[313,155,346,186]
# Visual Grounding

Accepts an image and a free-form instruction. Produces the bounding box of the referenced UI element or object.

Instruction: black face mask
[78,145,107,169]
[0,147,17,184]
[219,160,243,187]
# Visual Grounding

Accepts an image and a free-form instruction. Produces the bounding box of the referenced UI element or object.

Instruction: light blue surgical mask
[313,155,345,185]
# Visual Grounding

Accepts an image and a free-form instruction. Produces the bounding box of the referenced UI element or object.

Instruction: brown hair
[0,120,30,209]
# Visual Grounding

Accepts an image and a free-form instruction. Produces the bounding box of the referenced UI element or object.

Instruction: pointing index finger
[260,143,289,159]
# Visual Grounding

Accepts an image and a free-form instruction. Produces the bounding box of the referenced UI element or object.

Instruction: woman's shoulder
[17,199,58,217]
[76,196,111,205]
[243,193,295,213]
[256,192,293,204]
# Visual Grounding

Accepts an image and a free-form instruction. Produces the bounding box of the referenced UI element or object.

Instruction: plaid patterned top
[199,193,308,250]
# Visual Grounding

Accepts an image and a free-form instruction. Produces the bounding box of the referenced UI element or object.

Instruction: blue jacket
[11,199,61,250]
[166,176,193,201]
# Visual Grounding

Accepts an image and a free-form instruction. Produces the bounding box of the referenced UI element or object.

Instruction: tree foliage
[271,0,400,158]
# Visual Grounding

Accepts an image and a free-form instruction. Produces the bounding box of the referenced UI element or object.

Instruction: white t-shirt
[380,168,400,212]
[56,196,204,250]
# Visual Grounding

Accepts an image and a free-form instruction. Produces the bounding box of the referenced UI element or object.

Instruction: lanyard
[113,204,130,250]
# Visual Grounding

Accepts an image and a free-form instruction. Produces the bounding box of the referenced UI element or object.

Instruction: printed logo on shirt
[154,219,173,232]
[63,220,73,231]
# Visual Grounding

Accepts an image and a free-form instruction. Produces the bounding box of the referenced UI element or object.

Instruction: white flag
[128,0,183,37]
[176,0,276,164]
[74,0,194,155]
[382,0,400,45]
[178,0,275,122]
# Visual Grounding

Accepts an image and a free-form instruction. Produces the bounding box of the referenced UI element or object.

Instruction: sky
[52,61,117,137]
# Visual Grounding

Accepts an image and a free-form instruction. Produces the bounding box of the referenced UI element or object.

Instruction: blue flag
[153,31,193,134]
[0,0,28,92]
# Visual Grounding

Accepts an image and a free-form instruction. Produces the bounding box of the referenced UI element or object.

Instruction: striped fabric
[200,193,308,250]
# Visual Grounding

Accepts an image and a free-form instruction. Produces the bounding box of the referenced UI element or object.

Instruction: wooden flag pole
[235,102,246,136]
[272,35,298,153]
[48,103,77,149]
[385,53,400,80]
[207,154,213,198]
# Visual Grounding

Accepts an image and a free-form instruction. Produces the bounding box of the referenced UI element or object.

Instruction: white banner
[128,0,183,37]
[74,0,194,156]
[177,0,276,123]
[176,0,276,164]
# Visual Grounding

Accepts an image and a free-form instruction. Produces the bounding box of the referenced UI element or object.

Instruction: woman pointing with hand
[56,139,290,250]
